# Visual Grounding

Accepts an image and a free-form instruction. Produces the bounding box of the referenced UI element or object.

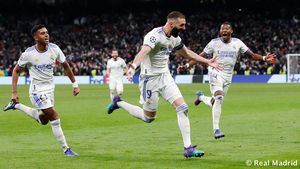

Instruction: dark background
[0,0,299,76]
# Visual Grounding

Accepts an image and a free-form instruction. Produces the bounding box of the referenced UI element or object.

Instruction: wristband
[186,63,190,68]
[130,63,137,70]
[262,56,266,61]
[72,81,78,88]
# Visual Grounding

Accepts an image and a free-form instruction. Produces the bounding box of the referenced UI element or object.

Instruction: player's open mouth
[222,32,228,37]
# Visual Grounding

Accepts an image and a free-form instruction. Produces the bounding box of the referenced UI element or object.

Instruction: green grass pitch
[0,83,299,169]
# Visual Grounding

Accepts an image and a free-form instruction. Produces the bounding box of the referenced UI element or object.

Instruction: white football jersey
[204,37,249,78]
[141,27,182,76]
[107,57,126,79]
[18,43,66,82]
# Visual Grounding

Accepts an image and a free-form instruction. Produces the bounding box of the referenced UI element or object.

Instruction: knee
[214,95,224,104]
[42,108,58,121]
[39,114,49,125]
[49,113,58,121]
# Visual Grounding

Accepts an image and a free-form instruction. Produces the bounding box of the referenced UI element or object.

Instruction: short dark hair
[167,11,185,20]
[31,24,46,36]
[221,21,232,28]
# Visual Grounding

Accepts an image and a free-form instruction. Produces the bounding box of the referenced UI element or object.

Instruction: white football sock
[50,119,69,152]
[117,101,151,122]
[110,92,115,101]
[212,99,222,130]
[176,103,191,148]
[200,95,213,107]
[15,103,43,123]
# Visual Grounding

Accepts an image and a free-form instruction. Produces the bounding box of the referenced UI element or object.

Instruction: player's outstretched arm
[62,61,80,96]
[245,50,276,64]
[11,65,22,103]
[127,45,151,81]
[176,46,222,71]
[177,51,207,73]
[106,66,111,76]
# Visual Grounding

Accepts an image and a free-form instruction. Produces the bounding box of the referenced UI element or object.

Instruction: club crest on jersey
[150,36,156,43]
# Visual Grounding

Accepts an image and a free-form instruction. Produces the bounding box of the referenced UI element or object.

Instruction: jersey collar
[35,45,49,53]
[220,37,232,44]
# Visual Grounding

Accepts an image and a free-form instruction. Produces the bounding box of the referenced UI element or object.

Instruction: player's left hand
[208,57,223,71]
[265,53,276,64]
[177,65,187,74]
[127,67,135,82]
[73,87,80,96]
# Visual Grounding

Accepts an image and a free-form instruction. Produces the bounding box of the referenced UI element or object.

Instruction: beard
[170,27,183,37]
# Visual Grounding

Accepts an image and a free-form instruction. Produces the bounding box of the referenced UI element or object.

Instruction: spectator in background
[0,10,298,76]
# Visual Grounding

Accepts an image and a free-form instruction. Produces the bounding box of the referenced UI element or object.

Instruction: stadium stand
[0,0,299,76]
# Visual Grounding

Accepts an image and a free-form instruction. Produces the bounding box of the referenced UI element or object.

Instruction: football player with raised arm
[3,25,80,156]
[178,22,276,139]
[107,11,222,158]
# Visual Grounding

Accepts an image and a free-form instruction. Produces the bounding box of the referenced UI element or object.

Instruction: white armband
[72,81,78,88]
[186,63,190,68]
[130,63,137,70]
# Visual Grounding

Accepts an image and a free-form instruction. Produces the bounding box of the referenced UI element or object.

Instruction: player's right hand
[11,92,19,103]
[265,53,276,64]
[208,57,223,71]
[73,87,80,96]
[177,65,186,74]
[127,67,135,82]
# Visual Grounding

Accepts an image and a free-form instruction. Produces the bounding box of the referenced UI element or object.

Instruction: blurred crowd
[0,10,299,76]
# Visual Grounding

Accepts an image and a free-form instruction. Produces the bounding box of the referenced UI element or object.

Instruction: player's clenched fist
[72,81,80,96]
[73,87,80,96]
[127,63,136,82]
[265,53,276,64]
[177,65,187,74]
